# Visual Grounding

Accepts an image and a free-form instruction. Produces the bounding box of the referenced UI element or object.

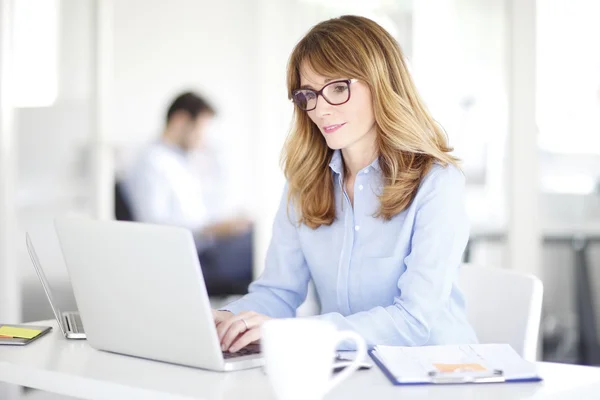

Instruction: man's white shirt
[122,141,210,232]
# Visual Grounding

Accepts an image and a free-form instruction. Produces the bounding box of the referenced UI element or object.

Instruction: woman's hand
[212,309,234,325]
[215,310,272,353]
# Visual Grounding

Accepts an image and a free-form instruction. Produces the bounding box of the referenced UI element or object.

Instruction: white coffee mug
[261,318,367,400]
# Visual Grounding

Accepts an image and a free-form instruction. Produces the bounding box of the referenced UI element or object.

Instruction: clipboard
[368,344,543,385]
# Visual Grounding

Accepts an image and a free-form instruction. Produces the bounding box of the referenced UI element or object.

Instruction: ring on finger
[241,318,249,331]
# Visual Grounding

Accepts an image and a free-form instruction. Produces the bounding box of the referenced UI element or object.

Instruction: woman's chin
[323,137,346,150]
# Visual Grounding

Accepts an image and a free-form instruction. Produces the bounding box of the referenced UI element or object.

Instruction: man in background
[121,91,253,296]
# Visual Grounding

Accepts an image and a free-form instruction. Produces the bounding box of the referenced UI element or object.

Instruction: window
[537,0,600,154]
[12,0,59,107]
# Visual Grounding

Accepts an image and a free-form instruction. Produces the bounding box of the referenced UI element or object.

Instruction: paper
[373,344,539,383]
[0,326,42,339]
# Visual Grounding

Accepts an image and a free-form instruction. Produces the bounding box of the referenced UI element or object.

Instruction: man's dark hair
[166,91,215,123]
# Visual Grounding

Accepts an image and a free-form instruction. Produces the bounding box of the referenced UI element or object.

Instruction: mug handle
[324,331,367,394]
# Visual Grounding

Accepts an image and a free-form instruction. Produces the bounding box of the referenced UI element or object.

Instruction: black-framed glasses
[291,79,357,111]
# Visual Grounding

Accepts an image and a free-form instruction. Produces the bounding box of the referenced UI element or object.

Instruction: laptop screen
[25,233,67,333]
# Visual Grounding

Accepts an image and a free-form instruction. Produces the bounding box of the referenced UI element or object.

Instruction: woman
[213,15,478,353]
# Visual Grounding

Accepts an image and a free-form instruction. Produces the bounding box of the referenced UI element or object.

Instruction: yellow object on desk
[434,363,488,373]
[0,325,42,339]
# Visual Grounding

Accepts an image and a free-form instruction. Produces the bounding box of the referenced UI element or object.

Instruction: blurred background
[1,1,600,396]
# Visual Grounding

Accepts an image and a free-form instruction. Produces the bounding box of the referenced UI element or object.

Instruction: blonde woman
[214,15,478,352]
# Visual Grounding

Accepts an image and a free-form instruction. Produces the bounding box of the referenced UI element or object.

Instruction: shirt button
[364,168,369,174]
[355,225,360,231]
[359,184,364,191]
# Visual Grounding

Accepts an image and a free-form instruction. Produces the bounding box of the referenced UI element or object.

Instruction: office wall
[1,0,21,339]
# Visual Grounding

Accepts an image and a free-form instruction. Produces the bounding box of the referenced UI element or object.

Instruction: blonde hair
[282,15,459,229]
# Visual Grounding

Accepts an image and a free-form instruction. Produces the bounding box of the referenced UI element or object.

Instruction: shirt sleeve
[311,165,470,349]
[223,185,311,317]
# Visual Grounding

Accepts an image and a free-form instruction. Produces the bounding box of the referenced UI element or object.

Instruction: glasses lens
[322,81,350,105]
[292,90,317,110]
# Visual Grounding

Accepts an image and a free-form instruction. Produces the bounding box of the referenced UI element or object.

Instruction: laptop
[53,217,263,372]
[25,233,86,339]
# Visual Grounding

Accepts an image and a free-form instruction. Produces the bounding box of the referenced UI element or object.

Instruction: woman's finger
[216,311,252,342]
[221,319,249,351]
[221,313,261,351]
[229,328,261,353]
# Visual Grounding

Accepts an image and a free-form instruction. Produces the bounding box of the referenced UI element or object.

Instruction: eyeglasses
[291,79,357,111]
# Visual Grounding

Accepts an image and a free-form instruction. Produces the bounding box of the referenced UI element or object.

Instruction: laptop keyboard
[66,313,84,333]
[222,343,261,359]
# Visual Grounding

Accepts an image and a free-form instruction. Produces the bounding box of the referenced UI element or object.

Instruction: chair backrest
[114,181,134,221]
[459,263,543,361]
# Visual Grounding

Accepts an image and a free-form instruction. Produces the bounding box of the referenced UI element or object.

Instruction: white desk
[2,321,600,400]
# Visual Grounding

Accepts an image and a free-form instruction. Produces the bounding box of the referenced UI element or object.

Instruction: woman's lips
[323,123,346,134]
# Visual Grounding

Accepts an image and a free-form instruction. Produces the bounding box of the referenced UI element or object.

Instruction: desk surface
[1,320,600,400]
[470,221,600,240]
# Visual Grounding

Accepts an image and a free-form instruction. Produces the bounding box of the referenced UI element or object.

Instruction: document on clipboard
[369,343,542,385]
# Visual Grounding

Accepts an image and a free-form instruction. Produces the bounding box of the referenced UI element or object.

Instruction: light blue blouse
[225,150,478,349]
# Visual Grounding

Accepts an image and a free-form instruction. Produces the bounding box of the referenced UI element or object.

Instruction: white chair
[459,263,544,361]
